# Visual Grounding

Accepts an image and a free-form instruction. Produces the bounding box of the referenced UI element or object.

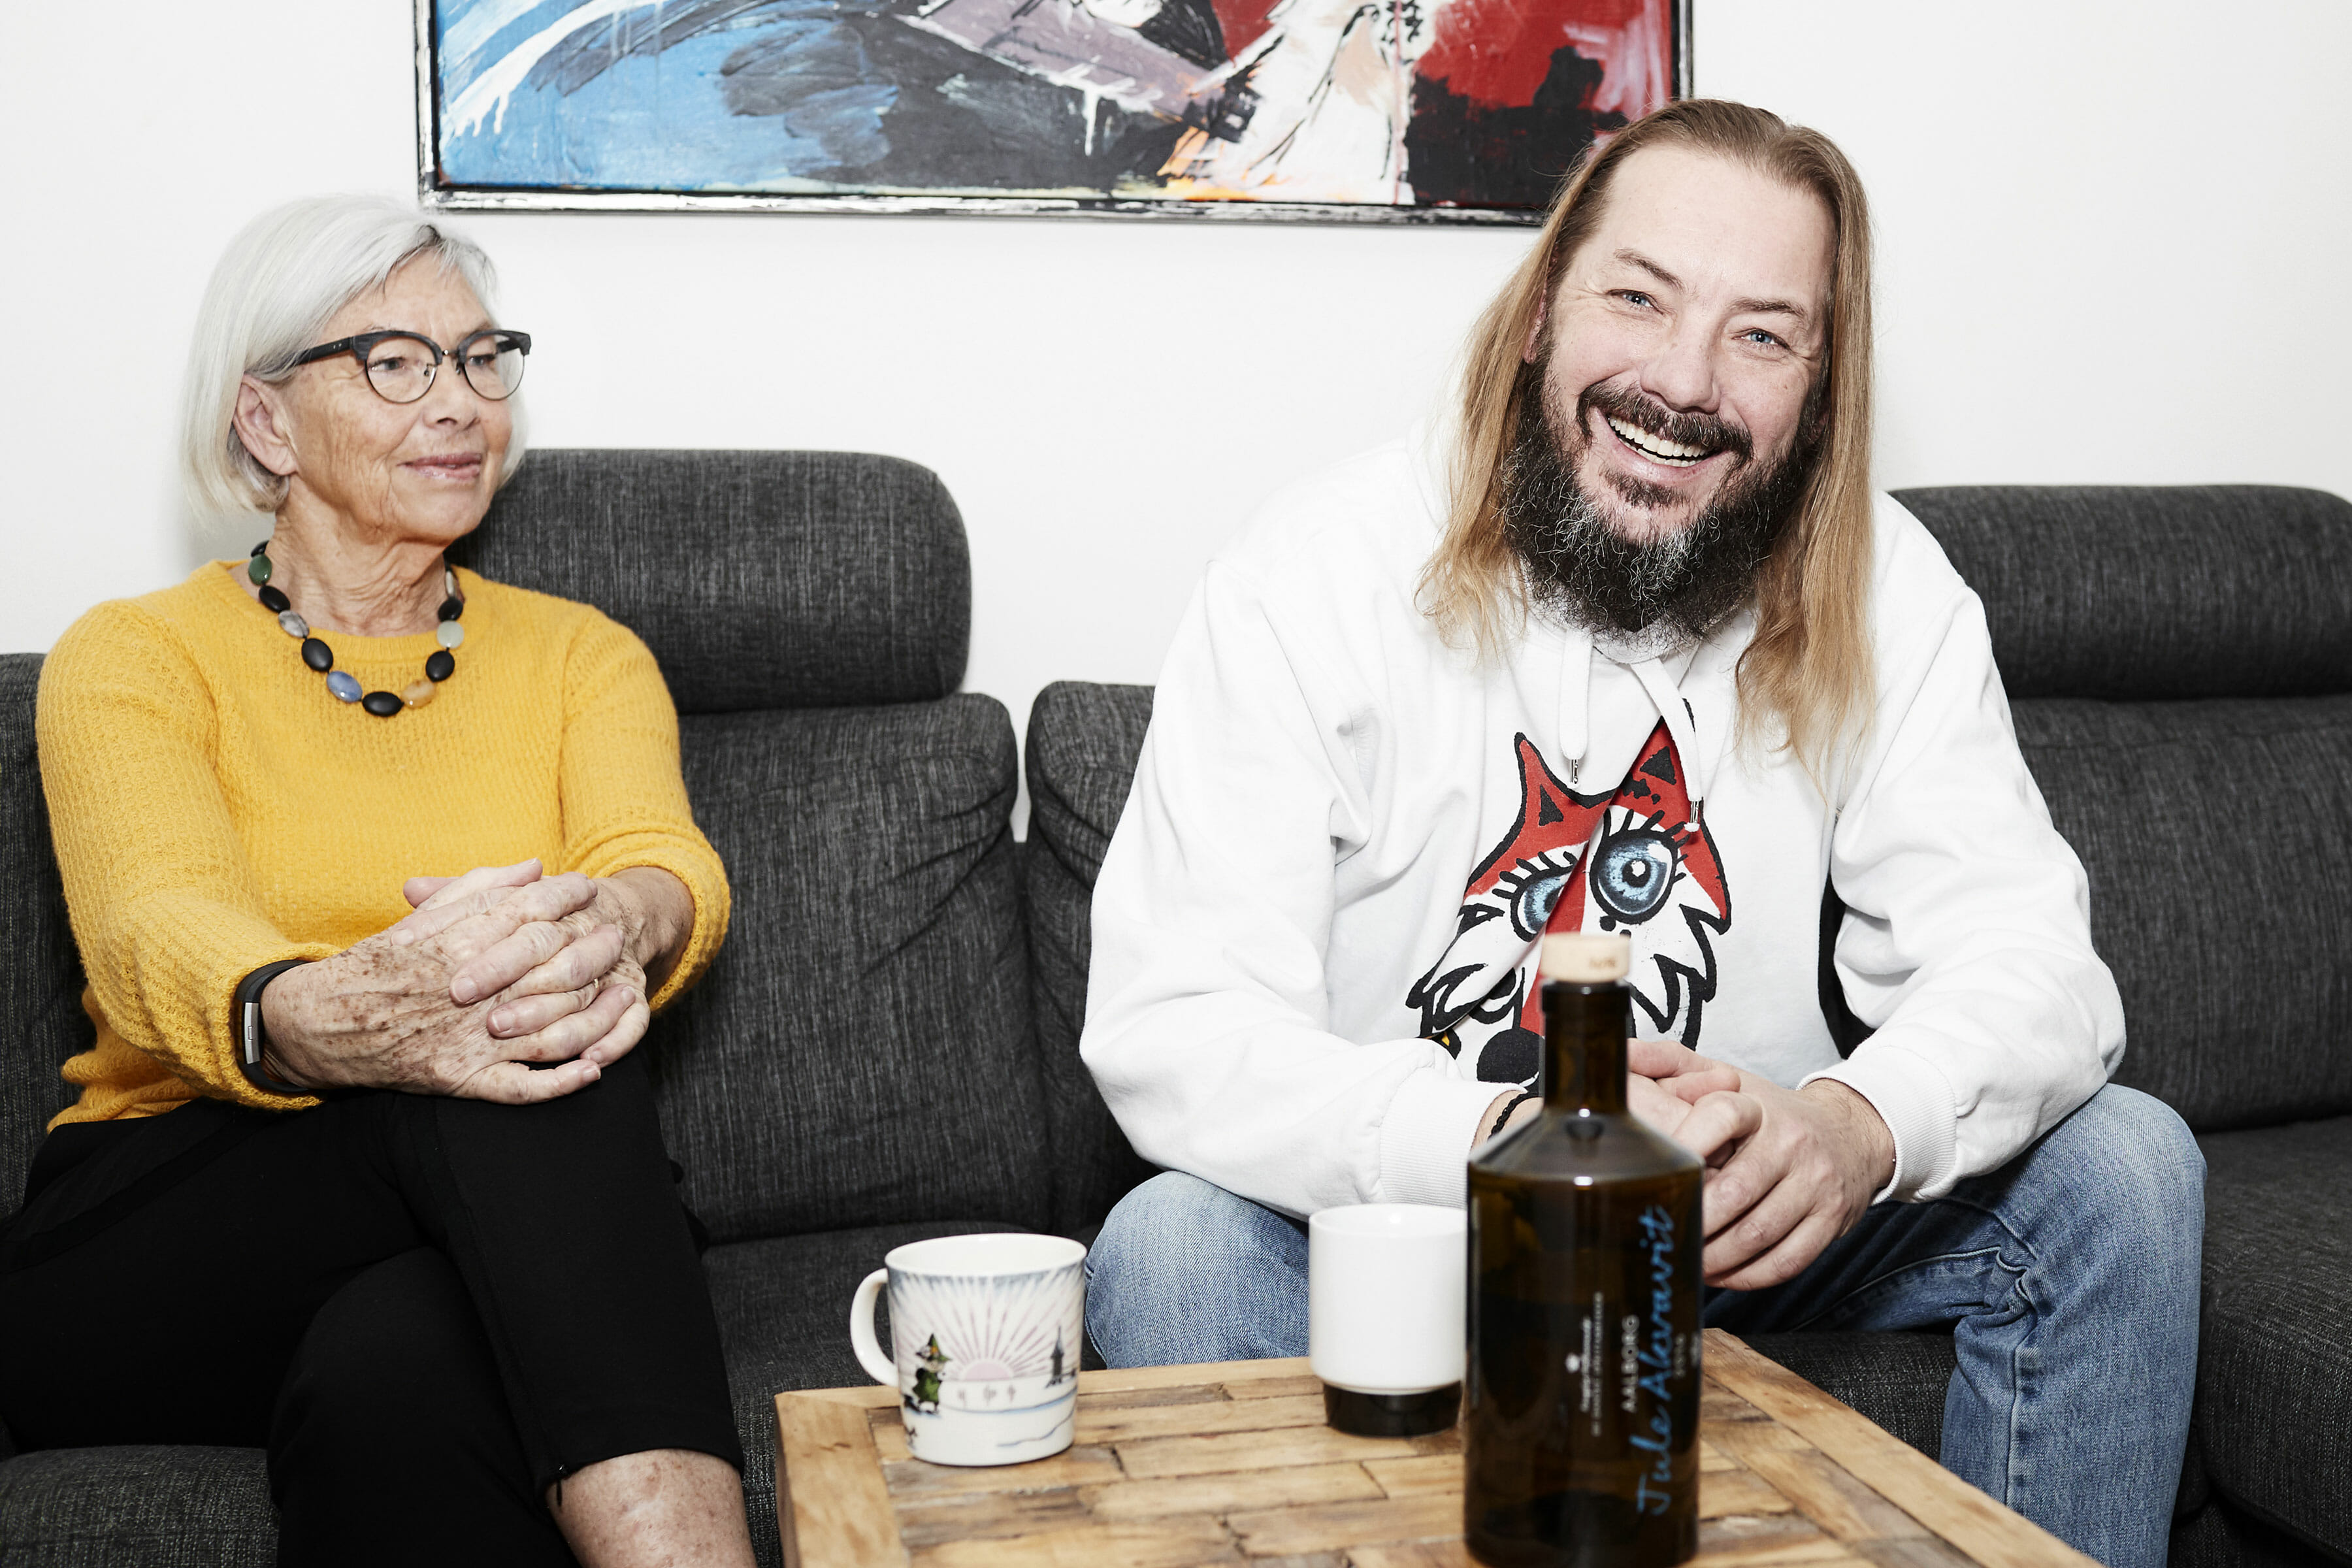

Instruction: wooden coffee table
[772,1328,2093,1567]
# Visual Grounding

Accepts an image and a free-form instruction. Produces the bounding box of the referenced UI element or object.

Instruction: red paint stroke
[1416,0,1671,112]
[1212,0,1277,62]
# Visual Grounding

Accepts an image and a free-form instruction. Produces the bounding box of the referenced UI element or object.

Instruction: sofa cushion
[0,655,91,1230]
[707,1218,1032,1568]
[2012,696,2352,1130]
[459,450,970,713]
[2193,1117,2352,1560]
[0,1445,273,1568]
[652,696,1045,1243]
[1895,485,2352,700]
[1741,1330,1953,1460]
[1022,682,1158,1235]
[2168,1499,2341,1568]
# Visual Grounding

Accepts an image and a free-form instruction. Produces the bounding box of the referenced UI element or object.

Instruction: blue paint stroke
[438,0,896,189]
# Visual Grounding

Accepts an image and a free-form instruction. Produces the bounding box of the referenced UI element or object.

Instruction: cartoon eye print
[1495,850,1582,939]
[1590,819,1684,925]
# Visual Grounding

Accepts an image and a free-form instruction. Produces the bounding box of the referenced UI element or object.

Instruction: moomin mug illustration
[849,1233,1086,1466]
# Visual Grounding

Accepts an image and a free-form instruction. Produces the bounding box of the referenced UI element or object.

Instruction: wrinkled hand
[391,860,655,1071]
[258,860,648,1103]
[400,860,689,1005]
[258,926,641,1105]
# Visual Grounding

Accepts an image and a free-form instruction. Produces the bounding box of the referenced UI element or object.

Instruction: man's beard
[1498,374,1820,647]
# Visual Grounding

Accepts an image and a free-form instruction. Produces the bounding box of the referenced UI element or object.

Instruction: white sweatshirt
[1082,433,2123,1219]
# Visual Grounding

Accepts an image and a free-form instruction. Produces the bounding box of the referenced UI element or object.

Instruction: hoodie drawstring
[1557,632,1591,787]
[1555,629,1712,817]
[1629,656,1708,821]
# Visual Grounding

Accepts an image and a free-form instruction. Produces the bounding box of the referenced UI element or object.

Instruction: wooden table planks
[773,1329,2095,1568]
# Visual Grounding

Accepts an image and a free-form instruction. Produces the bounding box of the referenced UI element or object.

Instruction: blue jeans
[1085,1083,2204,1568]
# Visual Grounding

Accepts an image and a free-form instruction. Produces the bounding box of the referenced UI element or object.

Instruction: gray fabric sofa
[0,456,2345,1568]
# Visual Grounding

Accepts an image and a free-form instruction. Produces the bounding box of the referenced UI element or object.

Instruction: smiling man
[1077,101,2204,1567]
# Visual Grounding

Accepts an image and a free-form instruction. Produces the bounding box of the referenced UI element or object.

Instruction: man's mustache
[1576,382,1754,465]
[1500,360,1818,644]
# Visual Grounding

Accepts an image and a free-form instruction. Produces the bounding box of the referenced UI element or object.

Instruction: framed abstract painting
[416,0,1688,221]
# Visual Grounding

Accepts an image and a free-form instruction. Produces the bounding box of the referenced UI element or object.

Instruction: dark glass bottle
[1464,935,1704,1568]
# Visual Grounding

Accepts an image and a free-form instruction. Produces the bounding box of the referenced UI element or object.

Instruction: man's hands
[1476,1042,1746,1150]
[1684,1073,1892,1290]
[258,859,694,1105]
[1472,1040,1895,1290]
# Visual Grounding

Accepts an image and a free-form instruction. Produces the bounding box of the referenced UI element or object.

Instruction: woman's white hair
[179,194,526,531]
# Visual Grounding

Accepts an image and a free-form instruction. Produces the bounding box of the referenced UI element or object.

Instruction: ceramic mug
[849,1232,1087,1466]
[1309,1203,1467,1436]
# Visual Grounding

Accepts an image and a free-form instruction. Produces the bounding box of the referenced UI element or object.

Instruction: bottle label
[1629,1204,1680,1514]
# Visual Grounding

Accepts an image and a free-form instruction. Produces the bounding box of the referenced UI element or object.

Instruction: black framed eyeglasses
[287,329,532,404]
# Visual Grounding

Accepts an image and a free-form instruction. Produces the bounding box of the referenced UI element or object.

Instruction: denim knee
[2057,1084,2204,1227]
[1086,1172,1309,1366]
[2017,1085,2204,1290]
[1089,1172,1289,1289]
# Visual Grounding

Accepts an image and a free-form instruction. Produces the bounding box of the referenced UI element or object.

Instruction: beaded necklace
[247,541,464,718]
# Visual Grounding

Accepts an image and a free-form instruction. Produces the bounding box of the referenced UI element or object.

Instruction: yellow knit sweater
[37,561,730,1126]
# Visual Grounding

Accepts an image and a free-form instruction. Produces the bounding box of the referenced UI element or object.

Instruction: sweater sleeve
[1081,564,1497,1220]
[556,612,730,1010]
[1801,585,2123,1202]
[37,604,329,1110]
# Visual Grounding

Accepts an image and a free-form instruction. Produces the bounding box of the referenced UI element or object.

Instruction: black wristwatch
[235,958,315,1096]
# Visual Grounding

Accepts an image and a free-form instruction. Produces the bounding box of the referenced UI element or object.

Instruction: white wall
[5,1,2348,770]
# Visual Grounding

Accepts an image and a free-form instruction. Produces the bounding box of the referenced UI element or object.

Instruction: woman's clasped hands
[257,858,690,1104]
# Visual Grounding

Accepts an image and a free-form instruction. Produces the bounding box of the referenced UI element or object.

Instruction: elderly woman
[0,197,757,1567]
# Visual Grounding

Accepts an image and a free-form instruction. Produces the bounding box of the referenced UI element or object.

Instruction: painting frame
[413,0,1690,225]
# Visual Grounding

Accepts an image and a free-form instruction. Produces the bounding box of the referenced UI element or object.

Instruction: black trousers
[0,1055,742,1567]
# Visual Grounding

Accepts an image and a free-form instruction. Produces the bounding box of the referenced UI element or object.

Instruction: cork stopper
[1541,932,1631,983]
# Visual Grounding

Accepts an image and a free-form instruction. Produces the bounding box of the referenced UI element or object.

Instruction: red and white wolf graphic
[1405,725,1731,1086]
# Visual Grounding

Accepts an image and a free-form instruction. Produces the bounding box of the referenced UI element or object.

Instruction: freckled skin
[257,864,688,1106]
[268,898,648,1098]
[1530,145,1836,547]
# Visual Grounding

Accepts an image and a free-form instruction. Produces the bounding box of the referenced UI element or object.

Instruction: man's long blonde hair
[1420,99,1877,774]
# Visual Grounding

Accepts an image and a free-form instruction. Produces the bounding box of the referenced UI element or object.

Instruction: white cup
[1309,1203,1467,1435]
[849,1232,1086,1467]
